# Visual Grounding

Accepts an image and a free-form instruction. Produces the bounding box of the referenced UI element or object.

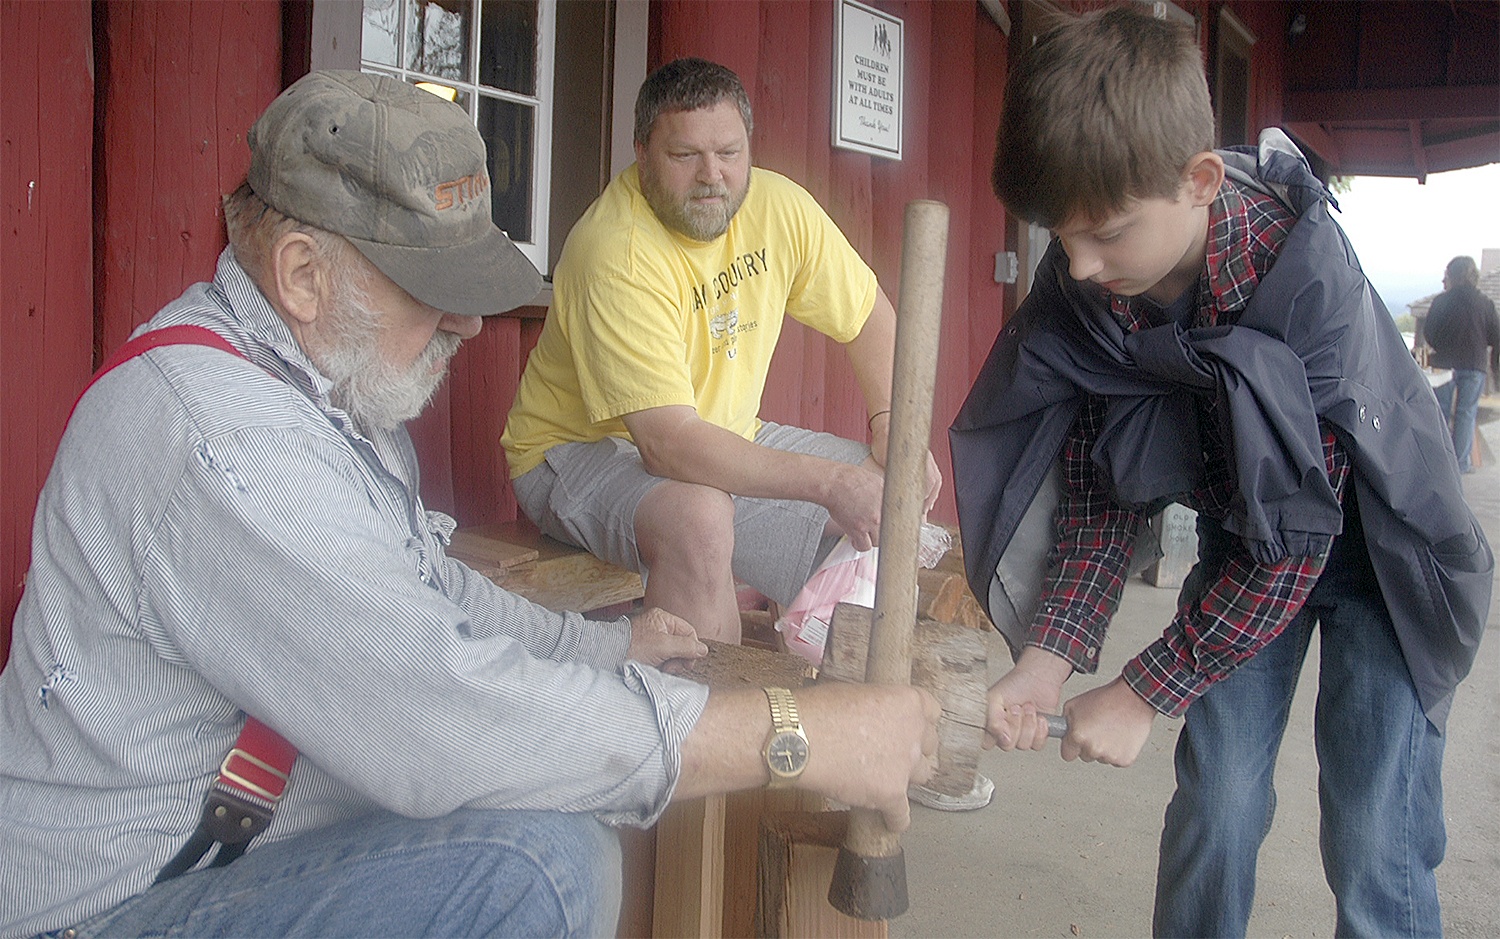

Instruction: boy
[950,8,1490,937]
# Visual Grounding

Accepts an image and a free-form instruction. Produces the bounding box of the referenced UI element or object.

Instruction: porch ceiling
[1281,0,1498,181]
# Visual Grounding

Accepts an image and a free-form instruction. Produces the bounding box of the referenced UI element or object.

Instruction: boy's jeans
[1153,515,1446,939]
[1435,369,1486,471]
[58,809,622,939]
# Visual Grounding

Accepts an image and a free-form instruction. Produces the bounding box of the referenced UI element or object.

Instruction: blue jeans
[1435,369,1486,471]
[62,809,622,938]
[1153,508,1446,938]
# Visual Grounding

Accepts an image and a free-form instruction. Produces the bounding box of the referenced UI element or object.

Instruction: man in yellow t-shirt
[503,58,941,643]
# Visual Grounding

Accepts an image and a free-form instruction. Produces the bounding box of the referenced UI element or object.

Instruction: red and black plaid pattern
[1030,181,1354,716]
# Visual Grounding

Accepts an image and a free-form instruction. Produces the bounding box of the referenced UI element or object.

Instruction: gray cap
[247,70,541,316]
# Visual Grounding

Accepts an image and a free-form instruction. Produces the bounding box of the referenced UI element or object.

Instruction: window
[1212,8,1255,148]
[360,0,556,273]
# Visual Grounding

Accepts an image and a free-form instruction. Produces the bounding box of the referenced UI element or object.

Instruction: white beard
[314,283,465,432]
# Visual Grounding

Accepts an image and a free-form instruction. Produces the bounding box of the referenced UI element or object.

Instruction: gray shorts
[511,422,870,605]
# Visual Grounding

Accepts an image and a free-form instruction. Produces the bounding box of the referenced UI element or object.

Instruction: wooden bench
[447,518,645,617]
[447,520,986,937]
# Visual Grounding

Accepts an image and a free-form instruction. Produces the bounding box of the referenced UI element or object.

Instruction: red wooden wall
[94,1,284,355]
[0,0,282,667]
[1,0,95,669]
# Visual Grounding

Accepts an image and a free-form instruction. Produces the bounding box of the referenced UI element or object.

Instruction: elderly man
[0,71,937,939]
[503,58,943,648]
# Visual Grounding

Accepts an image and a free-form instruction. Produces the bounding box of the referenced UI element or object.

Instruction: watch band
[764,686,801,733]
[762,687,809,787]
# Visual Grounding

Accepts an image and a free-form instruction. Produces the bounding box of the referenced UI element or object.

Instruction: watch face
[768,730,809,777]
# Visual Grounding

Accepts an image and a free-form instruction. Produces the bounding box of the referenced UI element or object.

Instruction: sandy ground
[892,404,1500,939]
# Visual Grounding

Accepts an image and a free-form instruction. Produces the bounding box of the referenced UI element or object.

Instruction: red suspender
[71,326,299,880]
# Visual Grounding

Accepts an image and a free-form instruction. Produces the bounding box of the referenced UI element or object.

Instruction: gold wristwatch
[762,687,809,787]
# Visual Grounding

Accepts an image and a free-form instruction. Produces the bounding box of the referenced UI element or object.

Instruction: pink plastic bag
[775,537,876,666]
[775,524,953,666]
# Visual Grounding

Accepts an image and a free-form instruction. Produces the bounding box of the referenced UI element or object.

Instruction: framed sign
[833,0,902,160]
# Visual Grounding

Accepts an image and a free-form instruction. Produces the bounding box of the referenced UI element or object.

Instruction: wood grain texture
[450,520,644,614]
[0,0,95,666]
[820,604,986,798]
[757,810,888,939]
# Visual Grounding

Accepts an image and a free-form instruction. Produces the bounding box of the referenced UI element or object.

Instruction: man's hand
[984,646,1071,751]
[626,607,707,667]
[867,413,944,515]
[796,683,940,832]
[1057,676,1158,767]
[823,461,886,552]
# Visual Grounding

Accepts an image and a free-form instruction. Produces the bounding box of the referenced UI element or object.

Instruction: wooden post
[759,812,888,939]
[652,796,728,938]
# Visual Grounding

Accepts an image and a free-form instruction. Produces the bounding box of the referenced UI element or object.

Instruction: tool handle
[1045,713,1069,738]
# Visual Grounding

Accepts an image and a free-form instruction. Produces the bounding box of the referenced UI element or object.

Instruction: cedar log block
[818,603,986,797]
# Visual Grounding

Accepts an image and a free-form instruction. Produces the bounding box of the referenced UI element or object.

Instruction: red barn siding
[1,0,95,668]
[0,1,281,666]
[94,0,283,355]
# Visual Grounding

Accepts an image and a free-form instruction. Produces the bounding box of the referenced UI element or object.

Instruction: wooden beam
[1284,85,1500,123]
[652,796,727,938]
[1284,122,1344,167]
[1409,121,1429,184]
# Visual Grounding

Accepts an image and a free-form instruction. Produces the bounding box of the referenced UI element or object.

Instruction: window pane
[406,0,472,80]
[478,0,537,95]
[362,0,401,67]
[411,81,470,112]
[478,96,534,242]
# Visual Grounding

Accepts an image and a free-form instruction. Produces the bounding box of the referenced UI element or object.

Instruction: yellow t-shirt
[502,165,878,477]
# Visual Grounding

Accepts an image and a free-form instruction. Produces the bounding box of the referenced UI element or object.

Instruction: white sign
[833,0,902,160]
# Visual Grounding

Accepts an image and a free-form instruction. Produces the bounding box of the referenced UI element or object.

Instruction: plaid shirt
[1029,182,1353,717]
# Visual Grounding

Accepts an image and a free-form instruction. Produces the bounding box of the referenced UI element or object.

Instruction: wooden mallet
[826,199,949,921]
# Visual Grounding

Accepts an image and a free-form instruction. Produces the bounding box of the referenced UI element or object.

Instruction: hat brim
[347,225,543,317]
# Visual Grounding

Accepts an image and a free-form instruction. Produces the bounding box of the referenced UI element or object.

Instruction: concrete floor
[893,407,1500,939]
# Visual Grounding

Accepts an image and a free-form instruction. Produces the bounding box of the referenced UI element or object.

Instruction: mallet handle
[831,200,949,921]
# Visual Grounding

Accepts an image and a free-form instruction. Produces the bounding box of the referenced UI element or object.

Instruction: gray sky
[1333,162,1500,316]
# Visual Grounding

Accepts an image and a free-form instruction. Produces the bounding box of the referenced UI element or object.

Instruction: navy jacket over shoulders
[950,130,1491,729]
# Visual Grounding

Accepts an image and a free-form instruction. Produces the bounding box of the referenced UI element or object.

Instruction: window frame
[355,0,558,274]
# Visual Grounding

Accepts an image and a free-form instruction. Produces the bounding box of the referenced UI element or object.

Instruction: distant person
[1424,254,1500,472]
[0,70,940,938]
[949,8,1492,937]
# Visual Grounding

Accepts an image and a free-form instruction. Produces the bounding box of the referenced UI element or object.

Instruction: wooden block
[756,810,888,939]
[918,538,991,632]
[673,639,814,689]
[653,795,727,938]
[740,609,782,650]
[447,527,539,571]
[720,788,823,938]
[820,604,987,797]
[1142,503,1198,590]
[916,568,968,624]
[451,520,644,614]
[491,550,644,613]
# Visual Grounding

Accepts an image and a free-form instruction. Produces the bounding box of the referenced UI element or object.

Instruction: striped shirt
[0,250,710,938]
[1029,182,1352,716]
